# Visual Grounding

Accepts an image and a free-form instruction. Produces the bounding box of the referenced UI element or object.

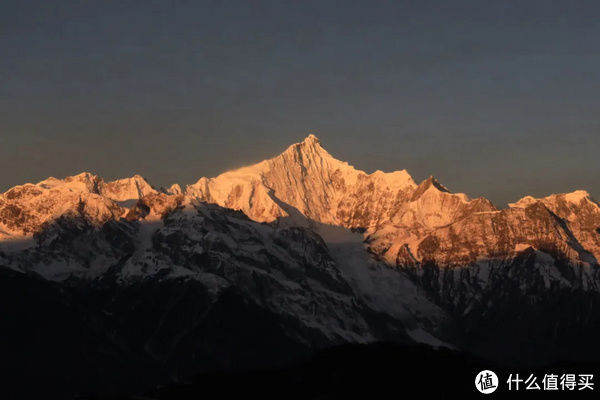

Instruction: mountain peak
[425,176,450,193]
[303,133,320,144]
[37,172,101,193]
[279,133,332,164]
[510,190,596,209]
[563,190,593,204]
[102,174,156,202]
[294,133,324,151]
[411,176,450,200]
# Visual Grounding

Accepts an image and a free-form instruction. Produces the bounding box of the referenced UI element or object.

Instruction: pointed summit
[279,133,332,165]
[411,176,449,201]
[303,133,320,144]
[425,176,450,193]
[291,133,324,152]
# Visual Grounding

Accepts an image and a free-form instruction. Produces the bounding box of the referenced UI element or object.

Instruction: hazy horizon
[2,0,599,206]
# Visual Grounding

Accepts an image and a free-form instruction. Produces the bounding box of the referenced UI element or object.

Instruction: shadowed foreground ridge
[1,135,600,398]
[133,343,600,400]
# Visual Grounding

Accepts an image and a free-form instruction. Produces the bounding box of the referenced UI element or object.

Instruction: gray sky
[1,0,599,206]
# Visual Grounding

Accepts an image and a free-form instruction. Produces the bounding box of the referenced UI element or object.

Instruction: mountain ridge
[2,134,596,219]
[2,134,598,264]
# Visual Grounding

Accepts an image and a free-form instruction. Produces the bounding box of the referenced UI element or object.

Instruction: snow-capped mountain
[2,134,600,396]
[0,172,156,239]
[186,134,417,226]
